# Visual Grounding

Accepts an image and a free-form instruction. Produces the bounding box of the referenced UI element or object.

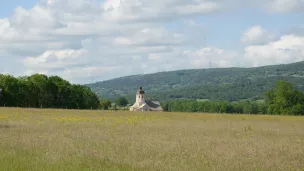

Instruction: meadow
[0,108,303,171]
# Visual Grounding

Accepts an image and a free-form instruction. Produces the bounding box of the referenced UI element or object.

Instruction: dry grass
[0,107,303,171]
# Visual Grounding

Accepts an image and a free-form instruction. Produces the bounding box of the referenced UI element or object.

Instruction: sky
[0,0,303,84]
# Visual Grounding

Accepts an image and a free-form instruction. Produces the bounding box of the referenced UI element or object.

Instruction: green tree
[0,74,100,110]
[0,88,2,104]
[265,80,304,115]
[115,97,129,107]
[289,104,304,116]
[100,100,112,110]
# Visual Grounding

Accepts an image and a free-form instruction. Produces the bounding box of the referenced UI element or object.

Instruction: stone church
[129,87,163,112]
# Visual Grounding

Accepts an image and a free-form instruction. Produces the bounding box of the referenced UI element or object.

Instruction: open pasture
[0,108,303,171]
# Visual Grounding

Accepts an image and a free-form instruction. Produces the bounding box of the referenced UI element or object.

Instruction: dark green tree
[0,74,100,109]
[115,97,129,107]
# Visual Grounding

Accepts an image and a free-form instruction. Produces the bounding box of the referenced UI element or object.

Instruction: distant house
[130,87,163,112]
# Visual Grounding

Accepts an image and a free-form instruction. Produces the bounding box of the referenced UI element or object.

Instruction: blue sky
[0,0,38,17]
[0,0,303,83]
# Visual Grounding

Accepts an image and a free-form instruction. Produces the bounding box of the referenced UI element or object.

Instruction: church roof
[137,86,145,95]
[145,100,161,108]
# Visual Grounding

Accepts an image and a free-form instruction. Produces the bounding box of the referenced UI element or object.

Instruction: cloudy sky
[0,0,303,83]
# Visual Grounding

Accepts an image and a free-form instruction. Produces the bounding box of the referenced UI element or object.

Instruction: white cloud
[0,19,20,41]
[102,0,221,22]
[103,0,125,11]
[244,35,304,67]
[24,49,88,70]
[112,27,184,46]
[21,24,185,82]
[221,0,304,13]
[183,47,240,68]
[9,5,59,30]
[241,25,276,45]
[265,0,304,13]
[61,66,119,83]
[46,0,56,5]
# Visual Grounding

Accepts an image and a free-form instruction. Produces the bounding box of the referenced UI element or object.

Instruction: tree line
[161,81,304,115]
[0,74,100,109]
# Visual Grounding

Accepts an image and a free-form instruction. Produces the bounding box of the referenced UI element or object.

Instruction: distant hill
[87,61,304,102]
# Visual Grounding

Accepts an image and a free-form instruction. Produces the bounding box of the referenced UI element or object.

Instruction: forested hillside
[0,74,100,109]
[88,61,304,102]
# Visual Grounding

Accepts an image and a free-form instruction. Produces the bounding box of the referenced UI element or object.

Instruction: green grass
[0,108,304,171]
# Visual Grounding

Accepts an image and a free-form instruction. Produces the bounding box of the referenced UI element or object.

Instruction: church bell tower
[136,87,145,105]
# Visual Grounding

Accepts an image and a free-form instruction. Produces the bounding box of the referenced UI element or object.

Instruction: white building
[129,87,163,112]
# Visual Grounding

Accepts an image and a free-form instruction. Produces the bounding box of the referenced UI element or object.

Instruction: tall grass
[0,108,303,171]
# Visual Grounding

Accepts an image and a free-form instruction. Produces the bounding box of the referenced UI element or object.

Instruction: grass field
[0,108,303,171]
